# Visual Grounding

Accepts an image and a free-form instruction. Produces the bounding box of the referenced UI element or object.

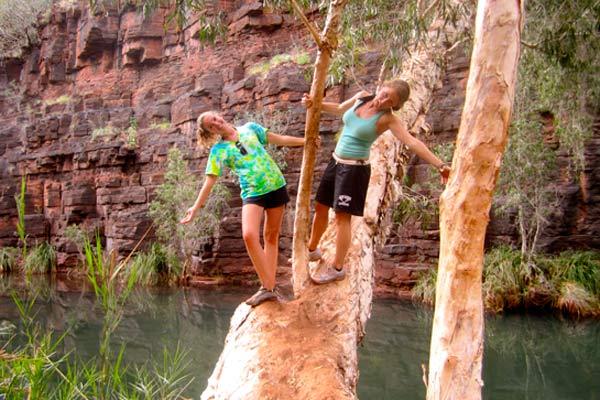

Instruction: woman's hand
[301,93,313,108]
[356,90,371,99]
[180,206,198,224]
[439,164,451,184]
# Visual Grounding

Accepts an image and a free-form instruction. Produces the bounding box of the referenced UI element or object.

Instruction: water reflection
[1,276,598,399]
[359,299,600,400]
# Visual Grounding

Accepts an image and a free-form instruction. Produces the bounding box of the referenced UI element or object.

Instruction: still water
[1,276,598,399]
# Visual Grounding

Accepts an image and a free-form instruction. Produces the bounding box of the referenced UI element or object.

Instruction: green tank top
[334,101,384,159]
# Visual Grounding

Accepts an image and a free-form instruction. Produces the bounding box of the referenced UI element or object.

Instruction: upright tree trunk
[426,1,523,400]
[292,0,348,294]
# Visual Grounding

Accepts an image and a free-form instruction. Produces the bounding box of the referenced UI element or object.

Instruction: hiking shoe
[310,266,346,285]
[308,247,322,262]
[287,248,322,264]
[245,287,278,307]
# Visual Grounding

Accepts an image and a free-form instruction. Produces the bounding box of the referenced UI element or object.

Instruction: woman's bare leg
[241,204,273,290]
[263,205,285,289]
[307,201,330,251]
[333,211,352,269]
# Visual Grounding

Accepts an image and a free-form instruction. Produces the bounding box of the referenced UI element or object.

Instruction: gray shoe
[245,287,278,307]
[308,248,322,262]
[310,266,346,285]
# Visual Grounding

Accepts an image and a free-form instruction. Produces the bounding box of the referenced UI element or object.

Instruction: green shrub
[23,242,56,274]
[43,95,71,106]
[543,251,600,297]
[556,282,598,318]
[126,116,138,148]
[412,246,600,316]
[0,0,52,58]
[248,51,312,77]
[150,119,172,131]
[148,147,230,268]
[126,243,180,286]
[0,247,18,272]
[482,246,526,312]
[412,267,437,306]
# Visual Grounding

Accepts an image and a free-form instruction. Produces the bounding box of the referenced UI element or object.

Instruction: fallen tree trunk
[201,3,471,399]
[426,1,523,399]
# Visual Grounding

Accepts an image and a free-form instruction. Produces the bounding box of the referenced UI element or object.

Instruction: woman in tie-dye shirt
[180,111,305,307]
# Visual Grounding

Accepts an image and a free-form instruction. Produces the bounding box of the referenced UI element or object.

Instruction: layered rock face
[0,1,597,293]
[0,1,347,279]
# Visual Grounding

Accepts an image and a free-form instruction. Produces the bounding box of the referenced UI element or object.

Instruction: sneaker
[245,287,278,307]
[308,247,322,262]
[310,266,346,285]
[287,248,322,264]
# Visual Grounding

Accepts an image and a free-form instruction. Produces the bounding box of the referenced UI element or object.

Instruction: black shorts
[315,157,371,216]
[243,185,290,209]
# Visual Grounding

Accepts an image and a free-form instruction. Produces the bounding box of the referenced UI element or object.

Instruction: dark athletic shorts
[243,185,290,209]
[315,157,371,216]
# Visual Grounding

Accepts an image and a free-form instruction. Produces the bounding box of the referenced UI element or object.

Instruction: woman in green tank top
[302,80,451,284]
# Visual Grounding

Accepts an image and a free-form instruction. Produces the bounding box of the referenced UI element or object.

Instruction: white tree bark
[426,1,523,399]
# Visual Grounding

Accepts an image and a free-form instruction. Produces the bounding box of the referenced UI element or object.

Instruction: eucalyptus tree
[427,2,523,399]
[496,0,599,260]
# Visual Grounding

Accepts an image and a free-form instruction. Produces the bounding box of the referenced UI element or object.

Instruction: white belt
[332,152,370,166]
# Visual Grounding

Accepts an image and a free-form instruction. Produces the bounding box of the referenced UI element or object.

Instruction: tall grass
[82,232,139,381]
[0,236,194,398]
[23,242,56,274]
[0,247,18,272]
[15,175,27,259]
[65,224,182,286]
[0,296,193,399]
[412,267,437,306]
[412,246,599,317]
[126,243,181,286]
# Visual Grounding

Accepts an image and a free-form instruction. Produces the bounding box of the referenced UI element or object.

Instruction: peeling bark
[426,1,523,400]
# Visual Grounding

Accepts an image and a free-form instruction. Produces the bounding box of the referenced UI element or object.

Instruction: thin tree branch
[444,37,467,55]
[289,0,324,50]
[421,0,441,19]
[521,40,539,49]
[376,56,388,90]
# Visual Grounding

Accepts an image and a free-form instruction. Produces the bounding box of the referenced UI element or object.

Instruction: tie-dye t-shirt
[205,122,286,199]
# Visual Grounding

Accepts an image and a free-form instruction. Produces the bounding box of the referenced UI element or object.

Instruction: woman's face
[373,86,400,110]
[202,112,227,134]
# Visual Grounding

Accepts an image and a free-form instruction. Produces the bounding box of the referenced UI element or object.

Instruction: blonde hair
[196,111,220,149]
[382,79,410,111]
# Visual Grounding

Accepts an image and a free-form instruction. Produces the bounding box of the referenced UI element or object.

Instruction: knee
[335,212,351,227]
[242,228,259,244]
[314,202,330,219]
[263,228,280,245]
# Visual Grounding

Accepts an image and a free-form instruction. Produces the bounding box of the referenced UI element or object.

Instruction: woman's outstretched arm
[266,132,305,147]
[180,174,218,224]
[388,115,451,183]
[302,90,370,116]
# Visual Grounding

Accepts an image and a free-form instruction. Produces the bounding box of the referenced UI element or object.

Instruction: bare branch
[421,0,441,19]
[376,56,389,90]
[289,0,324,50]
[521,40,539,49]
[444,37,468,55]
